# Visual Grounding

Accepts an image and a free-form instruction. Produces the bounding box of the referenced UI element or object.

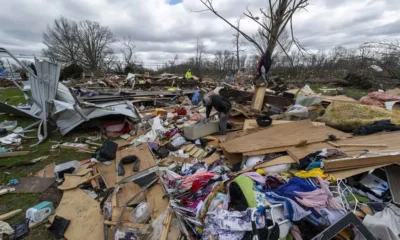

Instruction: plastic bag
[130,202,150,223]
[286,105,309,118]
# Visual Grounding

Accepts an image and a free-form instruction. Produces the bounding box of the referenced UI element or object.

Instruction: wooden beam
[0,209,22,221]
[251,87,266,110]
[0,151,29,158]
[104,220,149,229]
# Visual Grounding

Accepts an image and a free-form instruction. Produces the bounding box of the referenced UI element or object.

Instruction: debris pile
[0,47,400,240]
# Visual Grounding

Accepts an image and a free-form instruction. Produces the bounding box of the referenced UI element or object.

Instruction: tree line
[41,14,400,87]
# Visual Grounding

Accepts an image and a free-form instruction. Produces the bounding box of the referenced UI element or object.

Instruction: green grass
[0,88,96,239]
[308,83,369,100]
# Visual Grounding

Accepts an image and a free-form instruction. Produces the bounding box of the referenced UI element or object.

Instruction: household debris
[1,47,400,240]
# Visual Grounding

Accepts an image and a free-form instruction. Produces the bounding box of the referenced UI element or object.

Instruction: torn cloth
[202,208,265,240]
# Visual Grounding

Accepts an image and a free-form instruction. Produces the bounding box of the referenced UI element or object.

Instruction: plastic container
[54,160,80,181]
[0,121,17,132]
[26,201,55,223]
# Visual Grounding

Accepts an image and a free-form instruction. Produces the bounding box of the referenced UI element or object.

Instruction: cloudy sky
[1,0,400,68]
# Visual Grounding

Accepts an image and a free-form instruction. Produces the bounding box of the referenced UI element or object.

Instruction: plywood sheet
[146,181,168,220]
[96,161,116,188]
[116,144,156,182]
[117,182,146,206]
[58,173,100,190]
[35,163,55,178]
[324,154,400,171]
[222,120,350,154]
[54,188,104,240]
[288,131,400,161]
[331,164,390,179]
[4,177,55,193]
[243,119,325,131]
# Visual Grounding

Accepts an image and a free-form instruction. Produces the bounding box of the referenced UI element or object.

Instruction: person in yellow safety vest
[185,69,192,79]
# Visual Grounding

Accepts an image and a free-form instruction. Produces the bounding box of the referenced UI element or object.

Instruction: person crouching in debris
[203,94,232,135]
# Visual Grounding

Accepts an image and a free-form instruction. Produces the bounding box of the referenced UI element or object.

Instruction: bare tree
[195,38,206,73]
[43,17,79,63]
[197,0,309,66]
[75,20,114,71]
[232,18,245,71]
[120,36,136,66]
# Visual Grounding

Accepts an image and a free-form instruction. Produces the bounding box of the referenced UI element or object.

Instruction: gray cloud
[0,0,400,68]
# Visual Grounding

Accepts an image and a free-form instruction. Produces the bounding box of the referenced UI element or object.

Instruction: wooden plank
[58,173,101,190]
[243,119,325,131]
[146,181,168,220]
[55,188,104,240]
[104,220,149,229]
[203,154,221,165]
[330,164,390,179]
[0,209,22,221]
[222,120,351,154]
[96,161,116,188]
[0,151,29,158]
[289,131,400,161]
[324,154,400,171]
[251,86,266,110]
[91,166,100,190]
[161,210,173,240]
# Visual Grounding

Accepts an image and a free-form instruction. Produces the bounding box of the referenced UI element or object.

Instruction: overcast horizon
[1,0,400,68]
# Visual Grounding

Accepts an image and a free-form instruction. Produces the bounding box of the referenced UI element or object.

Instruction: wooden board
[35,162,55,178]
[117,182,146,206]
[116,144,156,182]
[0,151,29,158]
[96,161,116,188]
[222,120,351,154]
[54,188,104,240]
[288,131,400,161]
[5,177,55,193]
[146,181,168,220]
[0,209,22,221]
[243,119,325,131]
[324,154,400,171]
[203,154,221,165]
[251,86,267,110]
[58,173,100,190]
[330,164,390,179]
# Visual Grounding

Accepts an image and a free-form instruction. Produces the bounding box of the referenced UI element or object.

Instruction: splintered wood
[222,120,351,154]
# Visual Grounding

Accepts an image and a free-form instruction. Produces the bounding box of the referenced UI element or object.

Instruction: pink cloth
[294,176,343,212]
[360,96,385,107]
[291,225,303,240]
[369,91,400,102]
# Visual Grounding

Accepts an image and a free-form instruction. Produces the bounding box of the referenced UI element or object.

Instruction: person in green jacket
[185,69,192,79]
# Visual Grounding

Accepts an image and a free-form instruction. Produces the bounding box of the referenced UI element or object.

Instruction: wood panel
[116,144,156,182]
[55,188,104,240]
[146,181,168,220]
[222,120,351,154]
[288,131,400,161]
[117,182,146,206]
[96,161,116,188]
